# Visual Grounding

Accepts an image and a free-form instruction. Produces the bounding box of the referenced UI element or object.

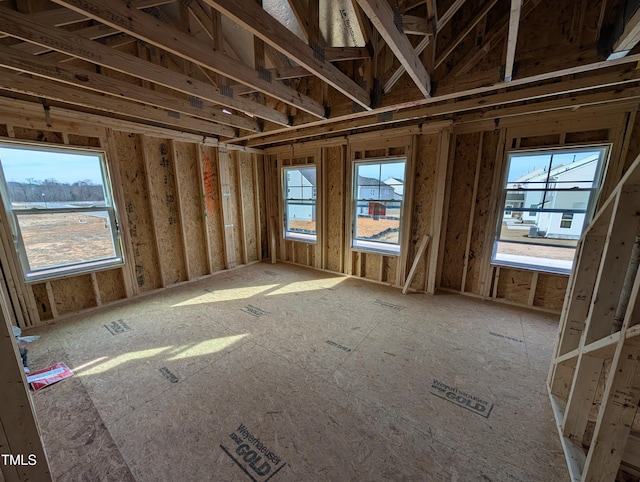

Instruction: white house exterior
[356,175,396,214]
[506,153,599,240]
[285,168,316,224]
[382,177,404,200]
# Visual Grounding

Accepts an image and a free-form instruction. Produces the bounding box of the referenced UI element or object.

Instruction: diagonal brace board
[357,0,431,98]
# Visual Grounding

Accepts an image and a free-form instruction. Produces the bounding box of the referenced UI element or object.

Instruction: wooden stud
[492,266,500,300]
[45,281,59,319]
[217,148,235,269]
[90,272,102,306]
[252,155,263,261]
[103,132,137,298]
[140,137,167,288]
[430,128,452,294]
[528,271,539,306]
[196,146,214,275]
[397,137,417,287]
[170,141,192,280]
[461,133,483,293]
[235,152,248,266]
[479,127,507,299]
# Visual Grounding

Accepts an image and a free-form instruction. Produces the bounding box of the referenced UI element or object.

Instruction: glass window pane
[285,200,316,234]
[0,146,106,207]
[17,211,116,270]
[354,200,401,244]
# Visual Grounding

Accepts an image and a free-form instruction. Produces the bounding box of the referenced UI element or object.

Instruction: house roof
[0,1,637,148]
[512,153,600,184]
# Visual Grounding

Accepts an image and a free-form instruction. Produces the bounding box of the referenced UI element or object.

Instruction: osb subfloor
[25,262,568,481]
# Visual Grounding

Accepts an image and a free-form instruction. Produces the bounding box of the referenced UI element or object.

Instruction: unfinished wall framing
[265,123,451,294]
[0,102,266,329]
[439,105,640,313]
[548,151,640,481]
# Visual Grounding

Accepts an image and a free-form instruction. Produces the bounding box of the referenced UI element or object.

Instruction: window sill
[352,240,400,257]
[25,257,124,283]
[284,233,317,244]
[491,254,572,276]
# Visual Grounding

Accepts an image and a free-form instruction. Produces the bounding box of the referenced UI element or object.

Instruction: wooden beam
[288,0,310,41]
[0,45,256,133]
[434,0,499,70]
[357,0,431,97]
[202,0,372,109]
[0,69,237,138]
[0,7,290,127]
[244,66,640,146]
[0,0,174,39]
[383,0,463,93]
[610,5,640,59]
[504,0,523,82]
[403,234,430,294]
[50,0,325,120]
[402,15,434,35]
[0,281,52,482]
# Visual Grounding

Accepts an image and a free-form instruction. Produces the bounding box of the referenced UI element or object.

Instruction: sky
[0,146,103,185]
[507,150,603,182]
[357,161,405,181]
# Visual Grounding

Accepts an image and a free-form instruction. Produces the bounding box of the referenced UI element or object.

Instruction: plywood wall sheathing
[95,268,127,305]
[111,131,162,292]
[533,273,567,311]
[200,145,226,273]
[325,146,345,273]
[141,137,187,286]
[496,268,533,306]
[31,283,52,322]
[410,133,438,292]
[465,130,501,296]
[173,141,209,279]
[239,151,260,263]
[51,274,96,315]
[440,132,480,291]
[217,149,239,269]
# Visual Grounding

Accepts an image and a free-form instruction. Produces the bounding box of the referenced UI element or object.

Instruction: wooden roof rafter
[50,0,327,120]
[357,0,431,98]
[201,0,372,110]
[0,7,291,127]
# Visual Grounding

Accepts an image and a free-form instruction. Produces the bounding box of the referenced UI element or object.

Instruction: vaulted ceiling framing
[0,0,638,147]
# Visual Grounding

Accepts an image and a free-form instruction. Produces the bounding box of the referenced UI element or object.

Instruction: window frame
[351,158,406,256]
[282,165,317,244]
[492,144,609,275]
[0,140,124,282]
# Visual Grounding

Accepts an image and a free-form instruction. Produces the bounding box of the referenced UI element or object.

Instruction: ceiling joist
[0,7,290,127]
[0,44,257,134]
[50,0,326,120]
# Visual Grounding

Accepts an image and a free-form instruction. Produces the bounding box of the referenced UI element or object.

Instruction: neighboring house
[382,177,404,200]
[506,153,599,239]
[286,168,316,222]
[356,175,396,214]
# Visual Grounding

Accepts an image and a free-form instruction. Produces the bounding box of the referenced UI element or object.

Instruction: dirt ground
[498,223,577,261]
[18,213,115,269]
[290,217,400,240]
